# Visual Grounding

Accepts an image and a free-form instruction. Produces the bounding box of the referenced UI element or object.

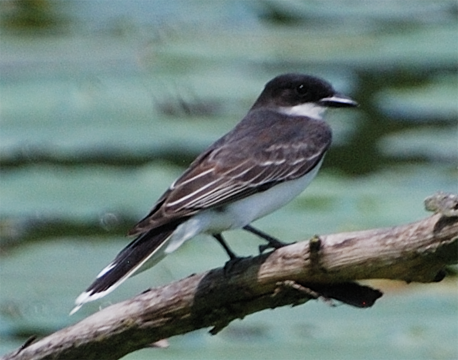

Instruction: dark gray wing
[129,109,331,235]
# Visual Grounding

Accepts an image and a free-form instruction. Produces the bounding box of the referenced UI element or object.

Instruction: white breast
[219,157,323,229]
[164,157,324,254]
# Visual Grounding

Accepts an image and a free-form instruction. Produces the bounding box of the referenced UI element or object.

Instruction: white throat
[278,103,327,119]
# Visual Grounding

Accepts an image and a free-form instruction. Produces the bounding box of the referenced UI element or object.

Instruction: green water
[0,1,457,359]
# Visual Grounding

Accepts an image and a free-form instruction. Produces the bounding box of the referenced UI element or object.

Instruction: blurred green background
[0,0,457,359]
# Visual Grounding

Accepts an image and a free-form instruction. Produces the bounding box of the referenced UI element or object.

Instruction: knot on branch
[424,192,458,218]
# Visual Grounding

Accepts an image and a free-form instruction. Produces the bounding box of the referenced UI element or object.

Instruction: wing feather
[130,109,331,235]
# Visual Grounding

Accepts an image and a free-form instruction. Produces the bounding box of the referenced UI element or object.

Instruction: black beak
[319,93,358,108]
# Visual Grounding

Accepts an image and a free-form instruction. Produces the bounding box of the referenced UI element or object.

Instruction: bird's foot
[258,239,292,254]
[243,225,293,254]
[222,255,248,276]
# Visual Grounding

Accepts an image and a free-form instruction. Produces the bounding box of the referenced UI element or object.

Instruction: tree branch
[3,198,457,360]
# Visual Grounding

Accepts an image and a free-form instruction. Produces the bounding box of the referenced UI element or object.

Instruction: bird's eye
[296,84,308,95]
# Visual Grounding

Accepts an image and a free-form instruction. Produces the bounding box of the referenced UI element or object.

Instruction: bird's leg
[213,234,245,275]
[213,233,238,260]
[243,225,292,253]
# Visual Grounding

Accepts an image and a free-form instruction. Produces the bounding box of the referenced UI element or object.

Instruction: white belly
[164,158,324,253]
[223,164,320,229]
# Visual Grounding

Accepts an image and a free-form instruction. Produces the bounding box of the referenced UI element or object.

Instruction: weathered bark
[3,207,457,360]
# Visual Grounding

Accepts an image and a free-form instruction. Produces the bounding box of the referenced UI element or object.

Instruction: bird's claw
[258,240,293,254]
[223,256,247,276]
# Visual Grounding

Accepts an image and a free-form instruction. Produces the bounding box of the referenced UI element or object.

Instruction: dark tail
[71,227,175,314]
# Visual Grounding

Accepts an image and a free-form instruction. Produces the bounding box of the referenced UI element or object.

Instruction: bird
[71,73,358,314]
